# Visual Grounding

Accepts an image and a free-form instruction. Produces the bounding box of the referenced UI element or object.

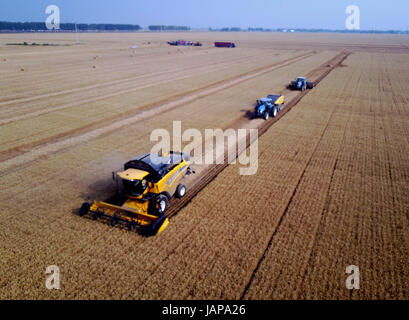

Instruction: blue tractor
[253,95,285,120]
[288,77,315,91]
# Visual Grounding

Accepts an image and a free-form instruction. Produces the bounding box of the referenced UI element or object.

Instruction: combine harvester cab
[80,152,191,236]
[253,94,285,120]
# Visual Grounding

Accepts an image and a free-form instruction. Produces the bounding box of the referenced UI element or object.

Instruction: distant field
[0,32,408,299]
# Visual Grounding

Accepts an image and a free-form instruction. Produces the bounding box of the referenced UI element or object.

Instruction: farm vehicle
[214,42,236,48]
[79,151,191,236]
[253,94,285,120]
[168,40,202,46]
[288,77,315,91]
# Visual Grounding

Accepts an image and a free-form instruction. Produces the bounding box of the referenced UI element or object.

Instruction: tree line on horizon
[0,21,407,34]
[0,21,191,32]
[0,21,141,31]
[148,25,190,31]
[210,26,408,34]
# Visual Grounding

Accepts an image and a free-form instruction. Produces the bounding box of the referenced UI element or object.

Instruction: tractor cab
[260,97,273,104]
[257,97,273,107]
[255,98,273,117]
[296,77,307,90]
[254,98,274,120]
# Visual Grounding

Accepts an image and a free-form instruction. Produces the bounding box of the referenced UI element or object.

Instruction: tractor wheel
[272,107,278,118]
[79,202,90,217]
[175,184,187,198]
[263,112,269,121]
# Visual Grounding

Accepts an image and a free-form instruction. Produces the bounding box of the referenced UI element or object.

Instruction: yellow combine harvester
[80,151,191,236]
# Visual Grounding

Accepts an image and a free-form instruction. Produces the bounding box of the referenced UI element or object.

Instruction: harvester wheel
[153,194,168,216]
[79,202,90,217]
[263,112,269,121]
[175,184,186,198]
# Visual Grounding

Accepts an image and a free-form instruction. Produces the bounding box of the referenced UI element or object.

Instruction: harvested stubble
[123,52,409,300]
[0,43,335,299]
[0,32,408,300]
[241,52,409,300]
[0,49,306,153]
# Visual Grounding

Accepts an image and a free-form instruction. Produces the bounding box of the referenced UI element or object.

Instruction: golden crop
[0,32,408,299]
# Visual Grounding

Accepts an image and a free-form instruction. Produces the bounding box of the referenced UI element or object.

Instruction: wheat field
[0,32,408,299]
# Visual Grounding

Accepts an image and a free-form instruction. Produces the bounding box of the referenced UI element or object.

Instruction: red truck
[214,42,236,48]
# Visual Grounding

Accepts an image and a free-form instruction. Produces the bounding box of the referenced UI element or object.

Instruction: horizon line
[0,21,408,33]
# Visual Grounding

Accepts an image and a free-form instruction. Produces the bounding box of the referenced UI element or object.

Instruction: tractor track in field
[0,51,316,176]
[239,81,345,300]
[0,54,258,123]
[0,46,225,90]
[0,48,298,106]
[164,52,351,233]
[0,51,263,111]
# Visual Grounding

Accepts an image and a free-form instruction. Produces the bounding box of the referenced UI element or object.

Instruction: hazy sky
[1,0,408,30]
